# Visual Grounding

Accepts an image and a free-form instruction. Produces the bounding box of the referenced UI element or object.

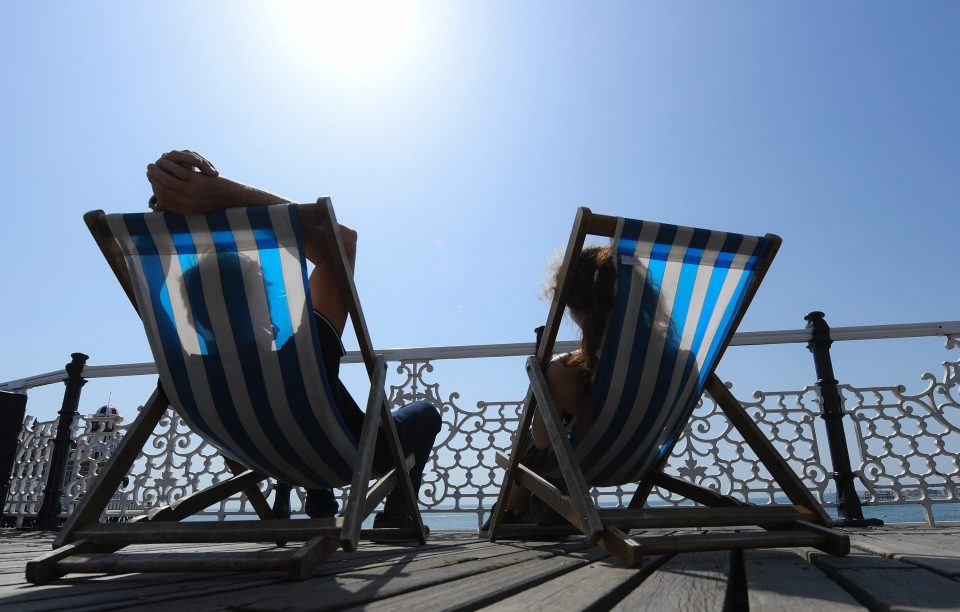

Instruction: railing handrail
[3,319,959,393]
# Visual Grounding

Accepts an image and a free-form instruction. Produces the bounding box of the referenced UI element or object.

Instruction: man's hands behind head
[147,150,235,215]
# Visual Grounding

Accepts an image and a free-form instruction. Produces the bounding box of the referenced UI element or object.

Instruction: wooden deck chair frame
[27,198,427,584]
[486,207,849,566]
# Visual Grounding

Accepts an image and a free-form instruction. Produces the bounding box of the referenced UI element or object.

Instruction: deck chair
[27,199,427,584]
[486,207,849,566]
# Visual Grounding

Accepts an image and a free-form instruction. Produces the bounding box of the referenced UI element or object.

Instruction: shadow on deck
[2,525,960,610]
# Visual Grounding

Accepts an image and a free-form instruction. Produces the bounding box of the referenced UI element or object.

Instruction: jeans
[306,399,441,518]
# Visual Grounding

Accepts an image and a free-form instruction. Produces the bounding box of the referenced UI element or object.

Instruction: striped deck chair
[487,207,849,566]
[27,199,426,584]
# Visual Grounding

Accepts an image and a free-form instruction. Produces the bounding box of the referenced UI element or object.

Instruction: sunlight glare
[264,1,425,88]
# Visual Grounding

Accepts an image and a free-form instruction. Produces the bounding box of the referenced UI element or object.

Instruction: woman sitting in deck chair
[146,149,442,529]
[484,245,616,528]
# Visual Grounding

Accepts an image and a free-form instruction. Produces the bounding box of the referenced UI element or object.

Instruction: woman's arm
[531,357,583,449]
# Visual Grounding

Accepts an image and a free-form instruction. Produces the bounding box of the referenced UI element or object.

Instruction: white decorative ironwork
[840,341,960,525]
[4,329,959,529]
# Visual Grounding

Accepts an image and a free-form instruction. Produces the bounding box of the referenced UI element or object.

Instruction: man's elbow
[339,225,358,264]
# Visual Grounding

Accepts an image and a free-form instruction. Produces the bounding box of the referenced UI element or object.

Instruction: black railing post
[805,312,882,527]
[1,390,29,521]
[36,352,88,530]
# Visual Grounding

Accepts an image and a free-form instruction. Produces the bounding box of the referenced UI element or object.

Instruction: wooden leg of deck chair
[489,208,594,541]
[497,452,587,532]
[223,459,284,546]
[26,540,108,585]
[362,455,415,517]
[487,387,537,540]
[312,202,426,545]
[600,527,644,567]
[342,357,387,552]
[526,357,604,542]
[706,374,833,526]
[794,520,850,555]
[55,385,169,548]
[224,458,275,521]
[377,395,428,545]
[133,468,267,524]
[288,535,340,580]
[648,472,746,508]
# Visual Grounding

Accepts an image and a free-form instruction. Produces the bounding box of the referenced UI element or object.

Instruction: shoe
[480,503,522,532]
[304,489,339,518]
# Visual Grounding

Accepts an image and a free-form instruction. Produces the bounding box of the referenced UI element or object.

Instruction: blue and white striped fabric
[569,219,774,486]
[107,204,358,489]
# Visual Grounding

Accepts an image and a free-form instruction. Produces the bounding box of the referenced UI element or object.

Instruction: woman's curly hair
[544,245,617,395]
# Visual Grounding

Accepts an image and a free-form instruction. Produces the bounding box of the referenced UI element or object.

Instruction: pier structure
[2,317,958,530]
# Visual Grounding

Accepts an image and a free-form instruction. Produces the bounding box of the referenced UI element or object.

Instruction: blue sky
[2,1,958,420]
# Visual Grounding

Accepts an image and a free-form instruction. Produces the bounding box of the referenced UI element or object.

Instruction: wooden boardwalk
[2,525,959,611]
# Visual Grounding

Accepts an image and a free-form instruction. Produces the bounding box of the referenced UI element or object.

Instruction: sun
[262,1,426,89]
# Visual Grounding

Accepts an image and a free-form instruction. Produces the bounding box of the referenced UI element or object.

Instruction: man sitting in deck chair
[26,151,442,584]
[485,208,848,566]
[146,149,442,529]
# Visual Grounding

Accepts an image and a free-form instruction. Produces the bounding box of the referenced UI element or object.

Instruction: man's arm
[147,150,292,214]
[146,150,357,334]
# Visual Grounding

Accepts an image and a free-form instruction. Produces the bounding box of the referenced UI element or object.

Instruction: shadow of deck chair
[27,199,427,584]
[486,207,849,566]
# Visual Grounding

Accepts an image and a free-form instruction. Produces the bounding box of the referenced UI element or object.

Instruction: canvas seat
[486,207,849,566]
[27,199,427,584]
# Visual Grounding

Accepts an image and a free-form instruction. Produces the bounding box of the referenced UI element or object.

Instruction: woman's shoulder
[550,349,582,364]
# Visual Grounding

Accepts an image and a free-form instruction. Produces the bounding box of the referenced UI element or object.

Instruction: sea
[199,494,960,530]
[417,501,960,531]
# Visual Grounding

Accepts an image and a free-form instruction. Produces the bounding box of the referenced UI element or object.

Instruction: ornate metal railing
[3,319,959,529]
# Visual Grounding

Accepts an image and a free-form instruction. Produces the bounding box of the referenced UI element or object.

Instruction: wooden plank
[283,539,341,580]
[0,536,502,609]
[57,550,293,574]
[600,526,645,567]
[809,549,960,611]
[5,571,282,612]
[74,518,341,544]
[611,551,732,611]
[633,530,828,555]
[451,555,668,611]
[24,540,107,585]
[849,531,960,578]
[792,520,850,556]
[363,547,610,611]
[744,549,863,611]
[125,539,594,611]
[597,505,816,529]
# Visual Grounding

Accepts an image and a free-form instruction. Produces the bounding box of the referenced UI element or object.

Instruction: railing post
[0,390,29,520]
[805,312,883,527]
[36,352,88,530]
